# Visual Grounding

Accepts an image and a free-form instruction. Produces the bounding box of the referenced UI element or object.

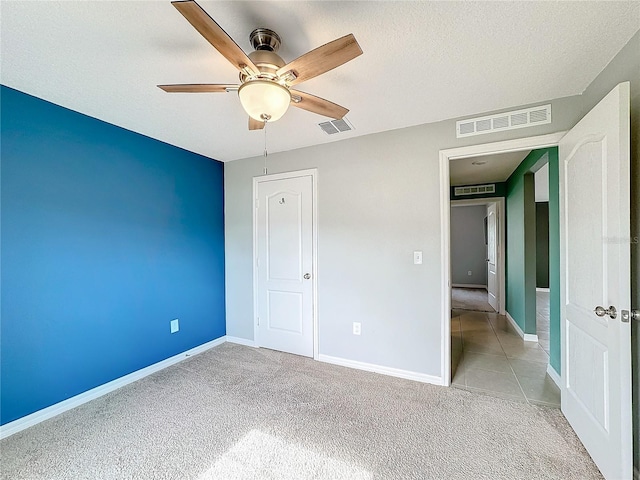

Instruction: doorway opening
[450,201,502,314]
[449,198,505,384]
[441,133,564,406]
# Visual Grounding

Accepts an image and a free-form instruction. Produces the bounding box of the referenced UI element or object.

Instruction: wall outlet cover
[170,319,179,334]
[353,322,361,335]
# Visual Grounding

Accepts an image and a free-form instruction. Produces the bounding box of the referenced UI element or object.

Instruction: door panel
[566,322,608,430]
[256,174,314,358]
[559,82,631,480]
[267,191,303,281]
[267,290,303,333]
[566,138,606,309]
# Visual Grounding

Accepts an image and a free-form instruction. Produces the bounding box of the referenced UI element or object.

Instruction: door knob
[594,305,617,319]
[304,273,311,280]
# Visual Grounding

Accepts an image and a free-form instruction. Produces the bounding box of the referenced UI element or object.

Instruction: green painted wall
[505,147,560,373]
[547,148,560,374]
[505,174,528,330]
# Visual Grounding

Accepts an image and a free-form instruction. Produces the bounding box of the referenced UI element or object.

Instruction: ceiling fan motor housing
[239,29,286,83]
[250,28,281,52]
[241,50,286,82]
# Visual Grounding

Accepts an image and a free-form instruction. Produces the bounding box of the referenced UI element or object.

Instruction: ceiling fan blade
[249,117,265,130]
[277,34,362,86]
[158,84,238,93]
[290,90,348,119]
[172,0,259,76]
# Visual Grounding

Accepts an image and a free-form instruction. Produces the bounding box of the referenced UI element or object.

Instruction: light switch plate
[413,251,423,265]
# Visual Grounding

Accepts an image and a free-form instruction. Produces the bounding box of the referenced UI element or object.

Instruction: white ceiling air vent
[454,184,496,196]
[456,104,551,138]
[318,117,354,135]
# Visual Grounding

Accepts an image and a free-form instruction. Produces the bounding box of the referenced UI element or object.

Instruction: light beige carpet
[452,287,495,312]
[1,343,601,479]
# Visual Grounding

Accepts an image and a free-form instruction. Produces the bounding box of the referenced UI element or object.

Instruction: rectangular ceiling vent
[456,104,551,138]
[454,184,496,196]
[319,117,354,135]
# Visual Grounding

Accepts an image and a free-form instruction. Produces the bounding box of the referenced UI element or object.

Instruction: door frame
[450,198,506,314]
[252,168,319,359]
[439,132,566,385]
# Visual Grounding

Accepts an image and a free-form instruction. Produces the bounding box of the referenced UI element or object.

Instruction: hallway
[536,289,551,355]
[451,309,560,407]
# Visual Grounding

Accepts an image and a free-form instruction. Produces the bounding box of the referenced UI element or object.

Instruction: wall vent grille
[454,184,496,196]
[456,104,551,138]
[319,117,354,135]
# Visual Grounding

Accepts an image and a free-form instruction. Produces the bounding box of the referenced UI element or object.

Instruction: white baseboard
[0,336,226,440]
[317,354,444,386]
[536,287,550,293]
[225,336,257,347]
[452,284,487,290]
[546,364,561,388]
[2,337,443,440]
[505,311,539,342]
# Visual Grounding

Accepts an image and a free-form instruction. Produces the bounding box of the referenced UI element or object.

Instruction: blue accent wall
[1,86,226,425]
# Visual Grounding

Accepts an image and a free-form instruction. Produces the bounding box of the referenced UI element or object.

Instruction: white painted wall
[224,94,586,378]
[534,163,550,202]
[450,205,488,286]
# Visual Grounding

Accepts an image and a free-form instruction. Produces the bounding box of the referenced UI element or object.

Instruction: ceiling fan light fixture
[238,80,291,122]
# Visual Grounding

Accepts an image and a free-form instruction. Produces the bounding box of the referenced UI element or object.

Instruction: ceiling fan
[158,0,363,130]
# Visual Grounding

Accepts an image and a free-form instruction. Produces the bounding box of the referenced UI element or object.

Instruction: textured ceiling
[1,1,639,162]
[449,151,530,187]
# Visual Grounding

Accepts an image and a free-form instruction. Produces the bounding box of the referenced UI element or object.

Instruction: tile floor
[451,305,560,407]
[536,289,551,354]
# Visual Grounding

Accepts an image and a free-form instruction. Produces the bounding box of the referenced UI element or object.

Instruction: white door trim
[439,132,566,385]
[252,168,319,360]
[451,198,506,315]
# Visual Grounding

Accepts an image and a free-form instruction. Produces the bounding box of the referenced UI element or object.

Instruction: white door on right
[559,82,631,480]
[486,202,499,312]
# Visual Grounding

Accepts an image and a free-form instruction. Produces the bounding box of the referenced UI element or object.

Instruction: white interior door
[559,82,631,480]
[255,172,314,358]
[486,202,499,312]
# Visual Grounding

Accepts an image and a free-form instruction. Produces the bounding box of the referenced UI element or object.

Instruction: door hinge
[255,198,259,208]
[256,316,260,326]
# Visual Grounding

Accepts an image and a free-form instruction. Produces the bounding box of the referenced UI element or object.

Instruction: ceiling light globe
[238,80,291,122]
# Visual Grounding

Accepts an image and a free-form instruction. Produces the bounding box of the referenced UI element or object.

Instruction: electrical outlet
[353,322,361,335]
[170,319,179,334]
[468,270,472,276]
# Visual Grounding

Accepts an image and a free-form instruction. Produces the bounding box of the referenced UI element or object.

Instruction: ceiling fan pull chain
[263,119,269,175]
